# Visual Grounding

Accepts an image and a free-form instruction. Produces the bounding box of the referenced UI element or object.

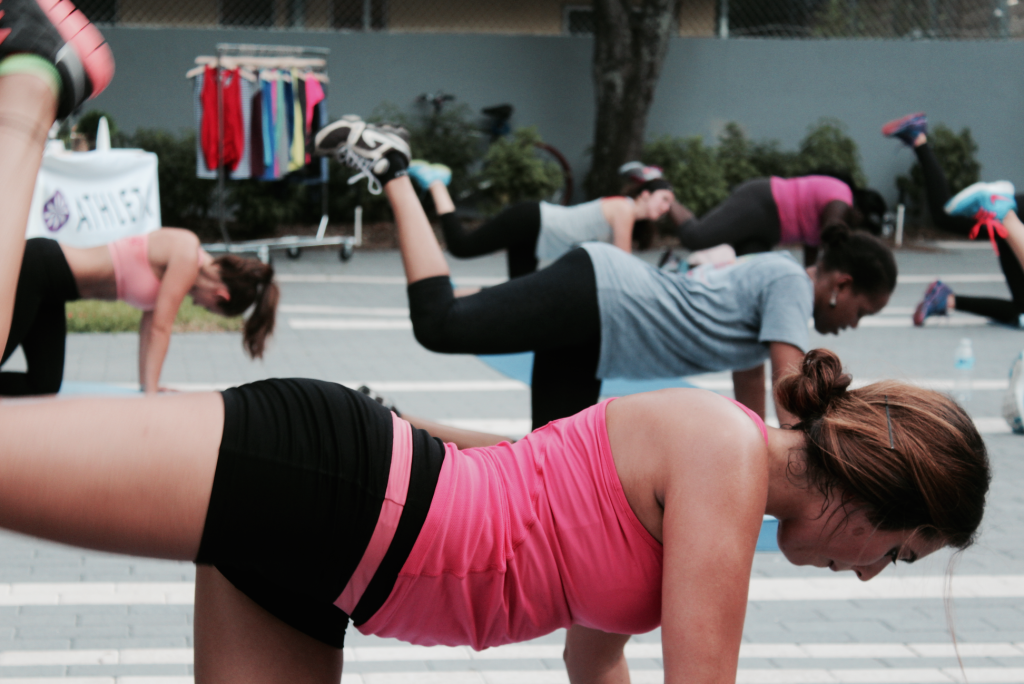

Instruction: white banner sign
[26,146,162,248]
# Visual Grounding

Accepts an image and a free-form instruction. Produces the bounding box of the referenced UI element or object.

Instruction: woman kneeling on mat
[0,229,278,395]
[667,171,886,267]
[0,348,989,682]
[381,157,672,279]
[881,113,1024,328]
[321,117,897,430]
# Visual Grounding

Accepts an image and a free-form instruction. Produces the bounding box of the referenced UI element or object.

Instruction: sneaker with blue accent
[881,112,927,147]
[945,181,1017,254]
[945,180,1016,221]
[913,280,953,327]
[408,160,452,189]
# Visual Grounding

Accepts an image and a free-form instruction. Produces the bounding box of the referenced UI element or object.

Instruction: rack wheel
[287,247,302,259]
[340,243,354,262]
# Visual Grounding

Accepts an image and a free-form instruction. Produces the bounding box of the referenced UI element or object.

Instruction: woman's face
[189,271,227,316]
[641,189,675,221]
[812,272,890,335]
[777,506,945,581]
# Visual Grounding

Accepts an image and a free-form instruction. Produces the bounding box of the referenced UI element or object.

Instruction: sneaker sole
[314,119,358,156]
[40,0,114,98]
[881,112,924,137]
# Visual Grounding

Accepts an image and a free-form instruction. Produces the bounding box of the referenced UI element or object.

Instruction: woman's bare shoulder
[608,389,768,470]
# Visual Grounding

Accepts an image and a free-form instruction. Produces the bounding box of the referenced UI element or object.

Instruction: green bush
[643,135,728,215]
[793,117,867,187]
[896,124,981,224]
[478,127,563,213]
[642,118,867,216]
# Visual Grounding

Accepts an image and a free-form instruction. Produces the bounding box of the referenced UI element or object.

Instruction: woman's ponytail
[214,254,278,359]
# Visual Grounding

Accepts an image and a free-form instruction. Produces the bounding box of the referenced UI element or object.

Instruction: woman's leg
[429,182,542,278]
[0,393,220,559]
[194,566,343,684]
[677,179,780,254]
[388,175,603,424]
[910,139,975,236]
[0,238,78,395]
[0,74,57,356]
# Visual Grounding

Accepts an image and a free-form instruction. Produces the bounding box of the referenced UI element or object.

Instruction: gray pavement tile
[65,665,192,676]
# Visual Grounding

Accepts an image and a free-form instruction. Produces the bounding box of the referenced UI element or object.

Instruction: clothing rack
[190,43,356,263]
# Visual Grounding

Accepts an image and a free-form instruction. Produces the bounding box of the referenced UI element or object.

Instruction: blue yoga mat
[478,352,781,552]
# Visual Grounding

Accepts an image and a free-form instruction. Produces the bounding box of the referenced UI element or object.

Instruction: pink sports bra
[355,394,769,650]
[108,234,203,312]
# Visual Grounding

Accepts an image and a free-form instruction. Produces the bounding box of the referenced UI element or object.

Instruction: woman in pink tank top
[0,228,279,395]
[0,345,990,683]
[670,174,888,267]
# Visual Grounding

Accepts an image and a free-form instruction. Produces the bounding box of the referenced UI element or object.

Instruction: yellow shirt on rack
[288,68,305,173]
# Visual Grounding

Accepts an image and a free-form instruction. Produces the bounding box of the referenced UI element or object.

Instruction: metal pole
[363,0,372,31]
[216,48,230,245]
[718,0,729,38]
[895,204,905,248]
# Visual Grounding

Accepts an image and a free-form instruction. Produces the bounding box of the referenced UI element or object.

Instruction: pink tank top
[770,176,853,246]
[108,234,203,312]
[355,395,769,650]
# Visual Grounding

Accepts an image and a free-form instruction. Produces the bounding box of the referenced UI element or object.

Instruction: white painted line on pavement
[898,274,1006,284]
[0,668,1020,684]
[0,575,1021,606]
[859,316,992,328]
[931,241,997,250]
[276,274,505,286]
[280,304,409,316]
[2,641,1024,665]
[289,318,413,330]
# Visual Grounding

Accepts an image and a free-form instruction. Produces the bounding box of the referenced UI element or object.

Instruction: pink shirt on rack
[771,175,854,246]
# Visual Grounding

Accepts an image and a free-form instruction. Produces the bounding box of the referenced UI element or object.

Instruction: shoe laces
[337,145,383,195]
[968,205,1009,256]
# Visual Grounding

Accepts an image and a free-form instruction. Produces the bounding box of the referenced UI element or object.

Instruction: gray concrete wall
[90,27,1024,203]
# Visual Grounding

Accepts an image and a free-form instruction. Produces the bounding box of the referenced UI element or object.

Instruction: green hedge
[643,118,867,216]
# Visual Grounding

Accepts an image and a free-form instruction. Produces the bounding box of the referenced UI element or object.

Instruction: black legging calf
[439,202,541,279]
[408,247,601,429]
[915,143,1024,325]
[677,179,781,257]
[0,238,80,396]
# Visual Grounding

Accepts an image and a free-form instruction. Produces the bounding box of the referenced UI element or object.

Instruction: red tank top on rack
[200,65,245,172]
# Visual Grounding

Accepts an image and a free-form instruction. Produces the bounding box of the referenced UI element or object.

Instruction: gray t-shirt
[583,243,813,379]
[536,199,614,261]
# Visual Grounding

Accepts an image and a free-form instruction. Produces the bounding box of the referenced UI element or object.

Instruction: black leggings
[0,238,80,396]
[440,202,541,279]
[408,247,601,430]
[915,142,1024,325]
[677,178,781,257]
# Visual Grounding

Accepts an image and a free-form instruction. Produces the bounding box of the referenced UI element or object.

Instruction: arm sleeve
[758,274,814,351]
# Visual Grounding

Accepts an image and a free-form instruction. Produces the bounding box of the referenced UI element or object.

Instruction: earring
[829,291,837,308]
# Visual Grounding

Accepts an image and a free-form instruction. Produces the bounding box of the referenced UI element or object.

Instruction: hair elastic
[884,395,895,450]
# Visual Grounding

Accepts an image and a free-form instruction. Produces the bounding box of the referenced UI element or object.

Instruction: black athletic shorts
[195,378,446,648]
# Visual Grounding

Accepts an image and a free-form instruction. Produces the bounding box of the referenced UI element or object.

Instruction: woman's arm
[731,363,765,419]
[603,198,635,253]
[769,342,803,427]
[563,626,630,684]
[139,236,200,393]
[658,400,766,683]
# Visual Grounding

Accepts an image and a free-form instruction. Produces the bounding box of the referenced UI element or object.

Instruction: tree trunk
[585,0,681,199]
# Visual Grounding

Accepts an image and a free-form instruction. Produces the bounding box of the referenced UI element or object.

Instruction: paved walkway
[0,243,1020,682]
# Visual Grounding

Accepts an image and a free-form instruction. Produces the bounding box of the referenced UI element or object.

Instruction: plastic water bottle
[954,338,975,404]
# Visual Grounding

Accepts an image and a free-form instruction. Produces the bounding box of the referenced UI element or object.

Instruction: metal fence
[78,0,1023,39]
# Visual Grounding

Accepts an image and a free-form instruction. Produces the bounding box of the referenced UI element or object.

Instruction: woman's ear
[834,272,855,292]
[216,285,231,302]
